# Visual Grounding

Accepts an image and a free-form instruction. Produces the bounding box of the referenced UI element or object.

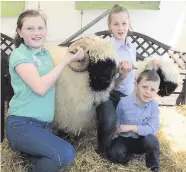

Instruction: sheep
[45,36,117,136]
[46,37,180,139]
[135,56,180,97]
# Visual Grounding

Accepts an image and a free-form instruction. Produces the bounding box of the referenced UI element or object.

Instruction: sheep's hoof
[55,130,85,146]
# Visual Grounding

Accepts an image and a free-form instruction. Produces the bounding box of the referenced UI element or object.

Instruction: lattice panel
[1,33,15,56]
[129,36,167,57]
[168,51,186,70]
[95,30,186,70]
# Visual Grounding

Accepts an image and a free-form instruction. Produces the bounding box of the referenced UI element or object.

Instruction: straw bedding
[1,106,186,172]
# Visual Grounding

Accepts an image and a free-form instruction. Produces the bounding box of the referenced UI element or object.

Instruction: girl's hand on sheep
[119,61,132,79]
[66,46,85,64]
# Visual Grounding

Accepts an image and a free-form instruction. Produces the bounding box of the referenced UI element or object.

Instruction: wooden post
[59,9,111,46]
[184,62,186,104]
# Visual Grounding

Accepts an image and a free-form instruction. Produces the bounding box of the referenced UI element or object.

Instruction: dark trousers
[107,135,160,169]
[96,90,126,153]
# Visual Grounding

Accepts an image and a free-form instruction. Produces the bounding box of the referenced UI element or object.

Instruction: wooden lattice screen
[95,30,186,69]
[1,33,15,55]
[1,33,15,142]
[1,33,14,101]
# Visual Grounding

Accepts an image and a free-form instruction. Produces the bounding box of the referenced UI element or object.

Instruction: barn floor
[1,106,186,172]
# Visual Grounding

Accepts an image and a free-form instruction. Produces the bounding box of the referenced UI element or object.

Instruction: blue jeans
[6,115,75,172]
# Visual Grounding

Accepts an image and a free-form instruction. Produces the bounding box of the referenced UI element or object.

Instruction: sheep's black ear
[156,68,178,97]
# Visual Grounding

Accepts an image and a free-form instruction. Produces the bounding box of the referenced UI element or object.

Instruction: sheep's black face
[157,68,178,97]
[88,58,117,91]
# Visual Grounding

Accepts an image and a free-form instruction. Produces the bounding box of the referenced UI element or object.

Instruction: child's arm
[115,61,132,88]
[115,125,137,135]
[115,98,135,135]
[115,102,159,136]
[15,47,84,96]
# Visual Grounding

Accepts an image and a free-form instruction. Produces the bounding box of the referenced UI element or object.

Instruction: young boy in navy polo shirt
[107,69,160,172]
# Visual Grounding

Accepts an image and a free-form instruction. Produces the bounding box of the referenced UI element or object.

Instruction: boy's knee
[144,134,159,150]
[107,145,127,163]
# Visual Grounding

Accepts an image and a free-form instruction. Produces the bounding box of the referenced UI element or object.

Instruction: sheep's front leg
[53,127,84,146]
[96,100,117,154]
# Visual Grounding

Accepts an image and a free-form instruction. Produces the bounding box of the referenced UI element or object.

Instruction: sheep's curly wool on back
[69,36,116,62]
